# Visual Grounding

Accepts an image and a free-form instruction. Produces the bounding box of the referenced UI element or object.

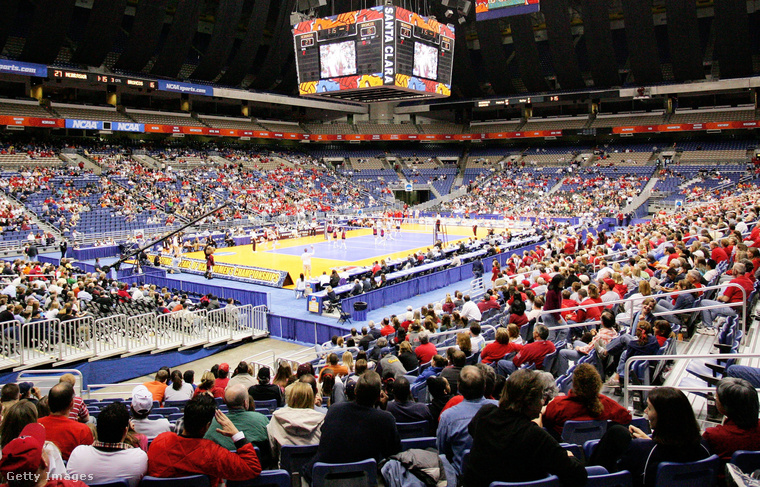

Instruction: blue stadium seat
[312,459,377,487]
[489,475,560,487]
[654,455,719,487]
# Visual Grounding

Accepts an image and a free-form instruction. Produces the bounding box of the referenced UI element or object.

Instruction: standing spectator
[437,366,498,476]
[66,402,148,487]
[37,383,94,461]
[146,395,261,487]
[60,241,68,260]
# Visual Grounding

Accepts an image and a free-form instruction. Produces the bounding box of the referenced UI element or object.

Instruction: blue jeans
[544,314,568,343]
[496,359,517,377]
[700,299,737,329]
[557,340,589,376]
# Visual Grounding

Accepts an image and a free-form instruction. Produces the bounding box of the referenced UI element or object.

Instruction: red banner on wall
[0,115,64,128]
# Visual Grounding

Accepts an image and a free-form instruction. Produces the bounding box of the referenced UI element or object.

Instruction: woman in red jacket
[480,327,523,365]
[491,259,500,285]
[542,363,632,440]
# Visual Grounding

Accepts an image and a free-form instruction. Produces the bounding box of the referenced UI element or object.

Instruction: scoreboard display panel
[293,6,454,103]
[475,0,540,21]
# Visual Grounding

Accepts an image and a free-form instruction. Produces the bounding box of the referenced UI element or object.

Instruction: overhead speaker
[441,0,471,16]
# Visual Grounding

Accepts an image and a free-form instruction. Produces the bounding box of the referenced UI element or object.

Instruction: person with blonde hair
[341,351,354,374]
[267,382,325,466]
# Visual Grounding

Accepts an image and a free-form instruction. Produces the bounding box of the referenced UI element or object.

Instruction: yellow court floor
[184,223,496,288]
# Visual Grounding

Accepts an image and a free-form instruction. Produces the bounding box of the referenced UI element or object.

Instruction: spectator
[469,323,485,352]
[37,383,94,461]
[480,327,523,365]
[66,402,148,487]
[440,350,467,395]
[1,383,20,412]
[0,423,87,487]
[397,341,419,372]
[460,295,482,322]
[542,364,632,439]
[378,348,408,379]
[204,385,269,455]
[18,382,41,405]
[427,376,453,427]
[386,376,433,425]
[702,377,760,464]
[318,353,349,379]
[496,324,556,377]
[227,361,257,390]
[183,370,196,391]
[437,365,498,476]
[248,367,284,407]
[143,369,169,404]
[0,400,66,476]
[194,370,225,398]
[306,371,400,479]
[414,331,437,364]
[146,395,262,487]
[216,363,231,390]
[164,370,194,402]
[130,385,172,439]
[598,387,710,487]
[267,382,325,466]
[698,262,753,333]
[463,369,587,487]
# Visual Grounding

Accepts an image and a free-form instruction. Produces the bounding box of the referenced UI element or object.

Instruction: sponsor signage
[158,80,213,96]
[152,254,290,287]
[0,59,47,77]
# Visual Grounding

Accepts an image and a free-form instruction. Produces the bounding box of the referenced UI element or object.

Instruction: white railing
[0,306,269,371]
[622,353,760,406]
[17,369,84,397]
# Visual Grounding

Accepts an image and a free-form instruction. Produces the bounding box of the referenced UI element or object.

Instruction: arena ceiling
[0,0,757,101]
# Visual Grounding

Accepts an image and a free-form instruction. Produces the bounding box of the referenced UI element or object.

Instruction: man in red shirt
[415,332,437,364]
[0,423,88,487]
[710,241,729,264]
[699,262,754,332]
[496,324,556,377]
[147,394,261,487]
[37,383,94,460]
[477,295,501,314]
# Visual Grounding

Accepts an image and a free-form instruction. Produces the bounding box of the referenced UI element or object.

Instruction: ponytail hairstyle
[171,370,183,391]
[635,320,653,345]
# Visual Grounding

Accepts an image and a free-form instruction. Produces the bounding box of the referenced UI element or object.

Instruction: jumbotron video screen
[293,6,455,103]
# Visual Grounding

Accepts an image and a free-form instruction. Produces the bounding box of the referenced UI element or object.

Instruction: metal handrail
[538,282,749,341]
[623,352,760,406]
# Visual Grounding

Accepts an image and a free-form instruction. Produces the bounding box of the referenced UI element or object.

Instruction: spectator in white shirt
[163,370,194,402]
[67,402,148,487]
[460,295,482,322]
[130,385,171,439]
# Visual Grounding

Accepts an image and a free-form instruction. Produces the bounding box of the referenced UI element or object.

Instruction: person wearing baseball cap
[0,423,87,487]
[130,385,171,439]
[215,363,230,390]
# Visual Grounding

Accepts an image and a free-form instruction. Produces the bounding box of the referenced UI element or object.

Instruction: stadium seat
[254,399,278,413]
[312,459,378,487]
[396,420,430,440]
[585,470,633,487]
[279,444,319,482]
[654,455,719,487]
[88,480,129,487]
[227,470,290,487]
[139,475,211,487]
[400,437,436,451]
[730,450,760,474]
[489,475,560,487]
[561,420,608,446]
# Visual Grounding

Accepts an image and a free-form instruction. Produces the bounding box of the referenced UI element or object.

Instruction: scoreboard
[293,6,454,103]
[51,69,157,90]
[475,0,540,21]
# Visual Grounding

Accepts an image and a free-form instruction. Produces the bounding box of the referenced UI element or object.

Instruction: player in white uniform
[301,245,315,279]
